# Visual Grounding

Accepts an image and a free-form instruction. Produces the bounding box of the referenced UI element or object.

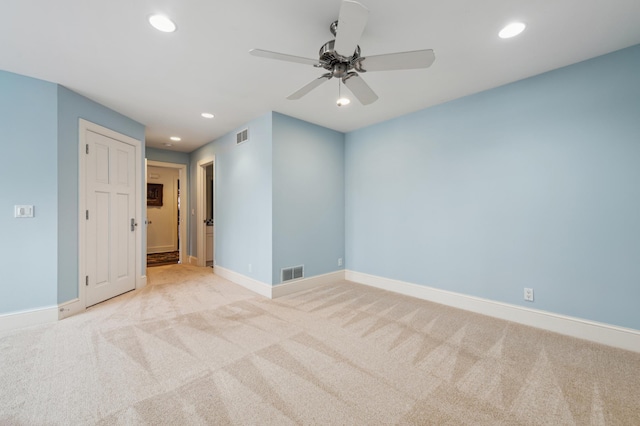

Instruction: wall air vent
[236,128,249,144]
[281,265,304,283]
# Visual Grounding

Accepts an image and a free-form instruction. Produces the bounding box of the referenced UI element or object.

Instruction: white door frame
[78,119,144,310]
[196,156,215,267]
[146,160,188,264]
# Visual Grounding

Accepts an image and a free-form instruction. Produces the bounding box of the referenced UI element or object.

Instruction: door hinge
[86,144,89,154]
[85,276,89,286]
[86,210,89,220]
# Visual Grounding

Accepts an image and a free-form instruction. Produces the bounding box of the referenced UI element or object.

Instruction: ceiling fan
[249,0,435,106]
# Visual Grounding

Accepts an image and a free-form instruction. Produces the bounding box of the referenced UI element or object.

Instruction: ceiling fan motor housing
[319,40,361,76]
[319,20,362,78]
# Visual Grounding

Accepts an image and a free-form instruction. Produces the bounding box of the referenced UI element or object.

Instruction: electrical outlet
[338,257,343,267]
[524,288,534,302]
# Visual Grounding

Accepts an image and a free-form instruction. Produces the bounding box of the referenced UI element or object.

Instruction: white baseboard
[214,266,272,298]
[0,306,59,333]
[214,267,346,299]
[138,275,147,290]
[58,298,84,320]
[188,256,199,266]
[345,270,640,353]
[272,270,346,298]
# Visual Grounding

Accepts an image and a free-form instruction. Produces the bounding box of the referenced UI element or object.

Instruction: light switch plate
[15,205,34,218]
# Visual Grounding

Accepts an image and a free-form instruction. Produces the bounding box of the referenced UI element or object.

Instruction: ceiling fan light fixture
[337,79,350,107]
[149,14,177,33]
[499,22,526,39]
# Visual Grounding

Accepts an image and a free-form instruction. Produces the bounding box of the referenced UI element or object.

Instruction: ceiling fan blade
[358,49,435,72]
[249,49,321,66]
[343,73,378,105]
[287,74,332,100]
[333,0,369,58]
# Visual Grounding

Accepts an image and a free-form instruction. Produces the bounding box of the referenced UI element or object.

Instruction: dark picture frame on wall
[147,183,163,206]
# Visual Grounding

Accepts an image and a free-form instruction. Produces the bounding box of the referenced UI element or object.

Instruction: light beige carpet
[1,264,639,425]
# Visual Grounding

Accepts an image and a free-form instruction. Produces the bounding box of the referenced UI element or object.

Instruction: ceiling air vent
[236,128,249,144]
[281,265,304,283]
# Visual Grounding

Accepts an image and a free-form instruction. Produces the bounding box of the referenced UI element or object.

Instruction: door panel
[86,130,136,306]
[96,145,109,183]
[117,193,129,278]
[95,191,110,285]
[117,149,130,185]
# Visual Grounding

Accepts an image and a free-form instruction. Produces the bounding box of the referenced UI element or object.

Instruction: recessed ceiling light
[337,97,351,107]
[170,136,181,141]
[164,143,173,147]
[201,112,215,119]
[499,22,526,39]
[149,14,176,33]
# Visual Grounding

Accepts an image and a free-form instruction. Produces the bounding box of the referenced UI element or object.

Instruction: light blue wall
[345,45,640,330]
[0,71,58,314]
[57,86,145,304]
[190,113,273,284]
[272,113,345,284]
[146,147,190,165]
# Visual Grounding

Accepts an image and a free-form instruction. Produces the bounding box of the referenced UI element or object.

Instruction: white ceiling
[2,0,640,153]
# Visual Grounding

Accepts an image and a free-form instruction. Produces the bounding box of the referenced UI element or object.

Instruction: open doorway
[196,156,215,269]
[205,163,214,267]
[146,161,188,267]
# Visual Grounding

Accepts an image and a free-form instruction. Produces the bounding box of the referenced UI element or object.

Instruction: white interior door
[85,130,137,306]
